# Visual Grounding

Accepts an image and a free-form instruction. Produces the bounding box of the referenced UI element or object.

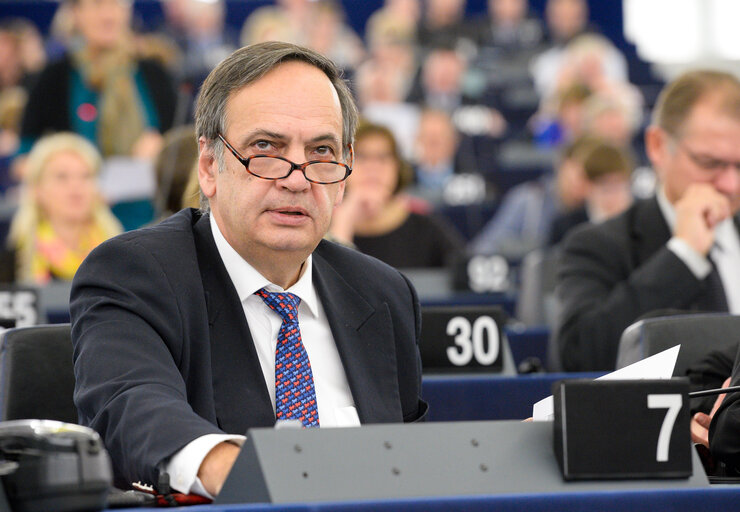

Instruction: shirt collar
[209,213,320,317]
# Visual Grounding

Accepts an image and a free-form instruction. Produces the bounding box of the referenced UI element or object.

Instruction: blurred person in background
[407,46,507,138]
[472,0,543,59]
[529,0,592,93]
[408,108,461,204]
[159,0,190,48]
[329,121,464,268]
[532,32,632,105]
[542,0,590,45]
[468,135,597,256]
[531,81,591,146]
[357,21,420,158]
[179,158,200,211]
[416,0,472,54]
[305,1,365,73]
[364,0,420,49]
[0,87,27,161]
[152,124,198,221]
[19,0,176,161]
[2,133,121,284]
[548,140,633,245]
[178,0,236,89]
[0,18,46,93]
[582,91,642,149]
[407,46,467,112]
[240,0,312,47]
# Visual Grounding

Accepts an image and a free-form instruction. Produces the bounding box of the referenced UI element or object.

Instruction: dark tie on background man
[698,248,729,312]
[255,288,320,427]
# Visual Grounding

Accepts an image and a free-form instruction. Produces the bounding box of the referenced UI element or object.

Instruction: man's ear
[198,137,218,199]
[645,125,669,181]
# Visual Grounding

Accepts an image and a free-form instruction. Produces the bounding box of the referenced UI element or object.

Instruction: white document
[531,345,681,421]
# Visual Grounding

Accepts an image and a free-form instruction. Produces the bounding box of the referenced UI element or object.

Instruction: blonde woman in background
[4,133,121,283]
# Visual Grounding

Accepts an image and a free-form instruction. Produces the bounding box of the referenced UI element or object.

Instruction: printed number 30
[647,394,683,462]
[445,316,499,366]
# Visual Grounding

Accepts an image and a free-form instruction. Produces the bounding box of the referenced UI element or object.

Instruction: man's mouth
[269,207,309,220]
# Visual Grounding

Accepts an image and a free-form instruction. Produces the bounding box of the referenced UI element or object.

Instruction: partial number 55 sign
[0,288,40,330]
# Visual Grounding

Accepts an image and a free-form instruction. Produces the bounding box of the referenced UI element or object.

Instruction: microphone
[689,384,740,398]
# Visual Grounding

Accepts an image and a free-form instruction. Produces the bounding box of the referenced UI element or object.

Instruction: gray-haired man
[71,42,427,496]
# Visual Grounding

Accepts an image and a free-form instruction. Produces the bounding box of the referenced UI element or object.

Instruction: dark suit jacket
[710,344,740,469]
[555,197,733,371]
[70,209,426,486]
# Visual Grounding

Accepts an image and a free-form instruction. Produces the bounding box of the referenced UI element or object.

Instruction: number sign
[553,379,691,480]
[0,287,40,330]
[420,306,508,372]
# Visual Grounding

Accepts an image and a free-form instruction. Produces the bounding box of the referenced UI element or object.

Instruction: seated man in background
[548,139,633,245]
[555,70,740,371]
[468,134,597,257]
[71,42,426,497]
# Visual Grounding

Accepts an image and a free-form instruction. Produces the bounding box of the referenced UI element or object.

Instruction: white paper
[531,345,681,421]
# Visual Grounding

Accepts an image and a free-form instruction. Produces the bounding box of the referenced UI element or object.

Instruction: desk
[422,372,602,422]
[110,486,740,512]
[506,325,549,367]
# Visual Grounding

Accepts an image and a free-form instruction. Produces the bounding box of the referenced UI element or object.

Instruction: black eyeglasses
[675,140,740,175]
[218,134,353,185]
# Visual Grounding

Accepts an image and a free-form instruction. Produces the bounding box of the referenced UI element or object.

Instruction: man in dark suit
[554,70,740,372]
[71,42,426,497]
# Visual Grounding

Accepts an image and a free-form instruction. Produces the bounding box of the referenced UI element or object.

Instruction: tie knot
[255,288,301,322]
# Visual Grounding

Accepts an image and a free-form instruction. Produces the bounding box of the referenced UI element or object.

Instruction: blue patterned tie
[255,288,320,427]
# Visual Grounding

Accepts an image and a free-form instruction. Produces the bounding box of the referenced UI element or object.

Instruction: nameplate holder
[553,379,691,480]
[0,287,40,331]
[420,305,514,374]
[216,420,707,505]
[452,254,513,293]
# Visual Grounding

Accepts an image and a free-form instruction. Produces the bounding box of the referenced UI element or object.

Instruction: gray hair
[195,41,359,211]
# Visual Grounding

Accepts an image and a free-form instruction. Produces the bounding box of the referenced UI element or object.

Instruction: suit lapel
[193,215,275,434]
[312,249,403,424]
[631,198,672,265]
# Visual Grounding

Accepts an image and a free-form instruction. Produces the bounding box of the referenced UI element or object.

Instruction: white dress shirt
[658,188,740,313]
[165,214,359,496]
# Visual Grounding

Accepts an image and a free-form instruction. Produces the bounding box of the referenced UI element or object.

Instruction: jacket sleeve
[398,271,428,423]
[555,224,705,371]
[710,345,740,468]
[70,236,222,487]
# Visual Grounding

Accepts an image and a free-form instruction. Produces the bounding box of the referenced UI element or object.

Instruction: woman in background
[19,0,175,160]
[4,132,121,283]
[330,121,464,268]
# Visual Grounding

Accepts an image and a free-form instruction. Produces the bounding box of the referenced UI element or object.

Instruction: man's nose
[278,162,310,191]
[714,165,740,196]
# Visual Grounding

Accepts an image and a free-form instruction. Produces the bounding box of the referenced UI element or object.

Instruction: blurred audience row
[0,0,660,286]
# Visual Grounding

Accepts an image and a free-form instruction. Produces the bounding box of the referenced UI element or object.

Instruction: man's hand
[674,184,732,255]
[197,441,241,496]
[690,377,731,447]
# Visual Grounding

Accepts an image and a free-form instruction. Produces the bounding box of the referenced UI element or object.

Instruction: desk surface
[422,372,603,421]
[111,486,740,512]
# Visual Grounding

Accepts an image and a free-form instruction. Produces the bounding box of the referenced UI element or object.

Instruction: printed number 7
[647,394,683,462]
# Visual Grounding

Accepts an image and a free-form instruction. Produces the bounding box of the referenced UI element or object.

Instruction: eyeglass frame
[671,136,740,176]
[217,133,353,185]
